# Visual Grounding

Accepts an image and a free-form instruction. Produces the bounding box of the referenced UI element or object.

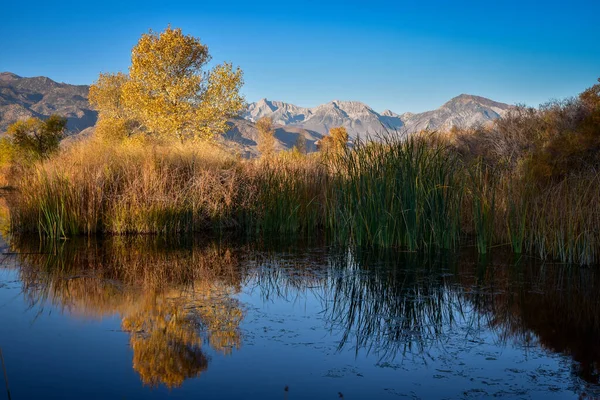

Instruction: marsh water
[0,235,599,399]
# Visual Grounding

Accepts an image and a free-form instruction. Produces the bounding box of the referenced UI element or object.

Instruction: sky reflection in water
[0,236,599,399]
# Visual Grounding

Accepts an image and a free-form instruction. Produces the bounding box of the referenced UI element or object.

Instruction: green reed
[5,134,600,265]
[506,189,528,254]
[241,156,327,235]
[30,174,81,238]
[329,136,463,251]
[524,175,600,265]
[468,163,496,255]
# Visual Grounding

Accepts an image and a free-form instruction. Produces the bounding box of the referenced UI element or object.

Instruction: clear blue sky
[1,0,598,113]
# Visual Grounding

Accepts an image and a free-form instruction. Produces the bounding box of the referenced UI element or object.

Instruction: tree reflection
[123,293,208,388]
[12,236,244,388]
[8,236,600,395]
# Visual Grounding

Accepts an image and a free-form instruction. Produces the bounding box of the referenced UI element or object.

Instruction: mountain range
[244,95,511,139]
[0,72,512,153]
[0,72,97,133]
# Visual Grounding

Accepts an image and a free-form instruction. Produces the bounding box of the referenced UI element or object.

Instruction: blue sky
[1,0,598,113]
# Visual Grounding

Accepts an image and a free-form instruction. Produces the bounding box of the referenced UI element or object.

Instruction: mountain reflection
[7,237,600,392]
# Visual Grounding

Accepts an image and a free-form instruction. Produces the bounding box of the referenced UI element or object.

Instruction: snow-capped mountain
[244,95,512,138]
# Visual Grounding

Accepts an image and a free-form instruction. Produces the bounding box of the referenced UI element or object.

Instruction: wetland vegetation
[0,2,597,397]
[0,27,598,266]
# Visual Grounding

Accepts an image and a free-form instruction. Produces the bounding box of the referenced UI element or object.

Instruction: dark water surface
[0,236,599,399]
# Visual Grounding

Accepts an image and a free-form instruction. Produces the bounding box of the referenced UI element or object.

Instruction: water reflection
[12,237,244,388]
[323,250,463,360]
[4,237,600,396]
[459,258,600,387]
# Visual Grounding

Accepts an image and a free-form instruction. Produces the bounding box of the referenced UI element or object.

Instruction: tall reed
[525,174,600,265]
[329,135,463,251]
[5,130,600,265]
[9,138,244,236]
[467,162,497,255]
[241,153,327,234]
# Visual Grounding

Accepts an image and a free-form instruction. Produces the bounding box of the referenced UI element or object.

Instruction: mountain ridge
[244,94,511,138]
[0,72,97,132]
[1,72,512,152]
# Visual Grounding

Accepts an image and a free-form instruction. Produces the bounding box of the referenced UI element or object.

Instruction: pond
[0,235,599,399]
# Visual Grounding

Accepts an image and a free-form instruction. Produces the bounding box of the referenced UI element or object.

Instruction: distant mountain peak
[0,72,21,81]
[443,93,510,110]
[380,109,400,118]
[0,72,97,133]
[254,98,277,112]
[244,95,511,137]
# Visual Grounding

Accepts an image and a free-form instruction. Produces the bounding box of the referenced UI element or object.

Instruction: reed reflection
[252,247,600,393]
[458,256,600,387]
[323,250,462,359]
[8,237,600,394]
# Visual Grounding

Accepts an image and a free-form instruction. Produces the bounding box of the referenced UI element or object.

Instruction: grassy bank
[7,136,330,237]
[4,79,600,265]
[6,134,463,242]
[5,132,599,265]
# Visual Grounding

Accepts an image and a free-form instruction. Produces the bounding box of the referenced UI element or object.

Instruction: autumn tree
[533,78,600,179]
[89,72,129,119]
[319,126,348,154]
[256,116,276,158]
[580,77,600,123]
[89,26,245,142]
[5,115,66,160]
[89,72,135,141]
[450,77,600,181]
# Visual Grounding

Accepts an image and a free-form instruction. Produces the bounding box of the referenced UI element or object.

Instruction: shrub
[4,115,67,161]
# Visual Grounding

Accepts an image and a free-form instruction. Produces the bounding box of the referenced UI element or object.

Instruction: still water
[0,235,599,399]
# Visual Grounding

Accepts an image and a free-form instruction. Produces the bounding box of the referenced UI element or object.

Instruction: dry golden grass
[10,135,248,235]
[4,100,600,265]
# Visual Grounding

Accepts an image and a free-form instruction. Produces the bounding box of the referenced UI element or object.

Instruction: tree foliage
[89,72,135,141]
[256,116,276,158]
[319,126,348,154]
[532,80,600,179]
[452,77,600,182]
[5,115,66,160]
[89,27,245,141]
[89,72,130,119]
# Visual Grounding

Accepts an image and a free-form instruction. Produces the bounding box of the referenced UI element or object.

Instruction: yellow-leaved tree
[89,26,245,141]
[256,116,276,159]
[89,72,134,141]
[4,115,67,160]
[319,126,348,154]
